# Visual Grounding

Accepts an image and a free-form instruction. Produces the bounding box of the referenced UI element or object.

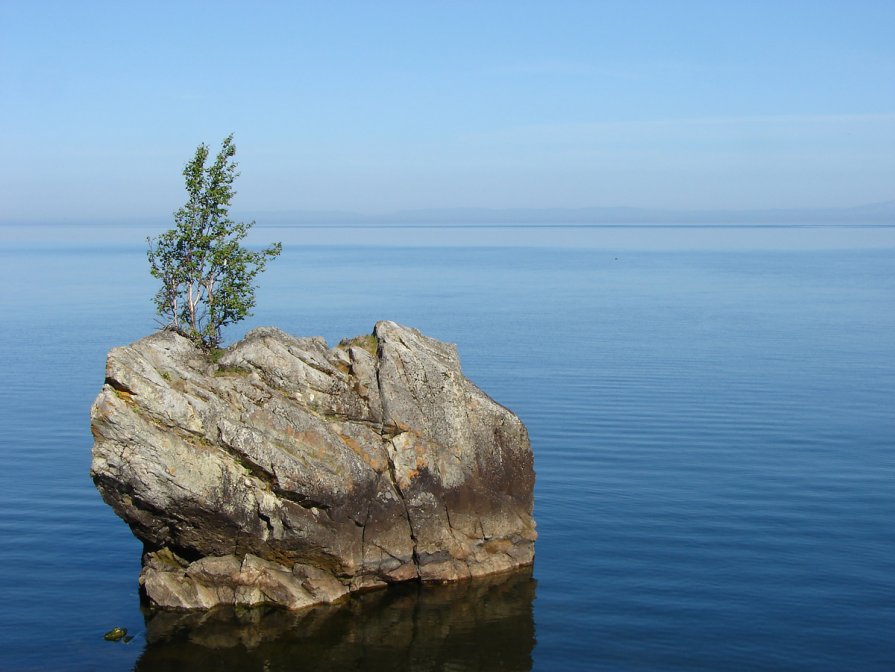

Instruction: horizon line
[2,199,894,227]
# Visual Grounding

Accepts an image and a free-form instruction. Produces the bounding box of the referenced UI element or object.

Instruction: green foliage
[338,333,379,356]
[213,364,251,377]
[147,134,281,349]
[206,348,226,364]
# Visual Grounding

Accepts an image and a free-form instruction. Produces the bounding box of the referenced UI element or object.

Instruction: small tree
[147,134,282,349]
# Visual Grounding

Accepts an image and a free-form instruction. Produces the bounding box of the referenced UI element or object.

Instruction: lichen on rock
[90,321,536,610]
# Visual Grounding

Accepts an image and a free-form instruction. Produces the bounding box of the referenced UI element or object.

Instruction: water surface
[0,224,893,670]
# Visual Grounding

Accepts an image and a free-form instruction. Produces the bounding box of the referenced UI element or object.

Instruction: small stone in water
[103,627,127,641]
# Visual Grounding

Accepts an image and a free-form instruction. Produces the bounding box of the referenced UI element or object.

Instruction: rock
[91,321,536,610]
[103,627,128,641]
[136,567,535,670]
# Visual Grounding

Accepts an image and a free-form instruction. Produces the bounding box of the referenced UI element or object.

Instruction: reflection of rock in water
[136,568,535,671]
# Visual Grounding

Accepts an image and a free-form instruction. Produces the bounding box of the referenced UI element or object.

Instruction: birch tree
[147,134,281,349]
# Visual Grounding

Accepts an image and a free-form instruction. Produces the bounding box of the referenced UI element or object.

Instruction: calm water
[0,224,893,671]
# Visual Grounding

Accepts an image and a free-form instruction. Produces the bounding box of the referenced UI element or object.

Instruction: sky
[1,0,894,222]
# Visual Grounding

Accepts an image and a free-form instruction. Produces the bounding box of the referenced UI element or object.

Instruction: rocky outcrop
[90,321,536,610]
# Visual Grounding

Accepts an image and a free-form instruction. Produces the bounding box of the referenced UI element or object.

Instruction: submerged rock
[136,568,535,670]
[103,627,128,641]
[90,321,536,610]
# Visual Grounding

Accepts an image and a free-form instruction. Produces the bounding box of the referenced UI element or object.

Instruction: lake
[0,223,893,671]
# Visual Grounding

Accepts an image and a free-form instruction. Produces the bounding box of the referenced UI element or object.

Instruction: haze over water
[0,222,893,671]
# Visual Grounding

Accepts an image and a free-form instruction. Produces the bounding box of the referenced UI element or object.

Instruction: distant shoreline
[3,221,894,230]
[3,201,893,228]
[251,222,895,229]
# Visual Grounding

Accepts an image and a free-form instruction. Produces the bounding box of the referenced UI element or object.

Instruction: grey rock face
[90,321,536,610]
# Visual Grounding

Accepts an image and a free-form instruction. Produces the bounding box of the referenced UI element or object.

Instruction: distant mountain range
[244,201,895,226]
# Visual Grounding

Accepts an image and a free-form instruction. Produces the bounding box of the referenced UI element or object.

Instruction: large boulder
[90,321,536,610]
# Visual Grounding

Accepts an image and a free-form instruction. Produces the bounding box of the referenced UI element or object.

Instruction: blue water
[0,225,893,670]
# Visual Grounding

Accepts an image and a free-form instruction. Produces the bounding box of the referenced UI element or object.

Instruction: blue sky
[1,1,894,221]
